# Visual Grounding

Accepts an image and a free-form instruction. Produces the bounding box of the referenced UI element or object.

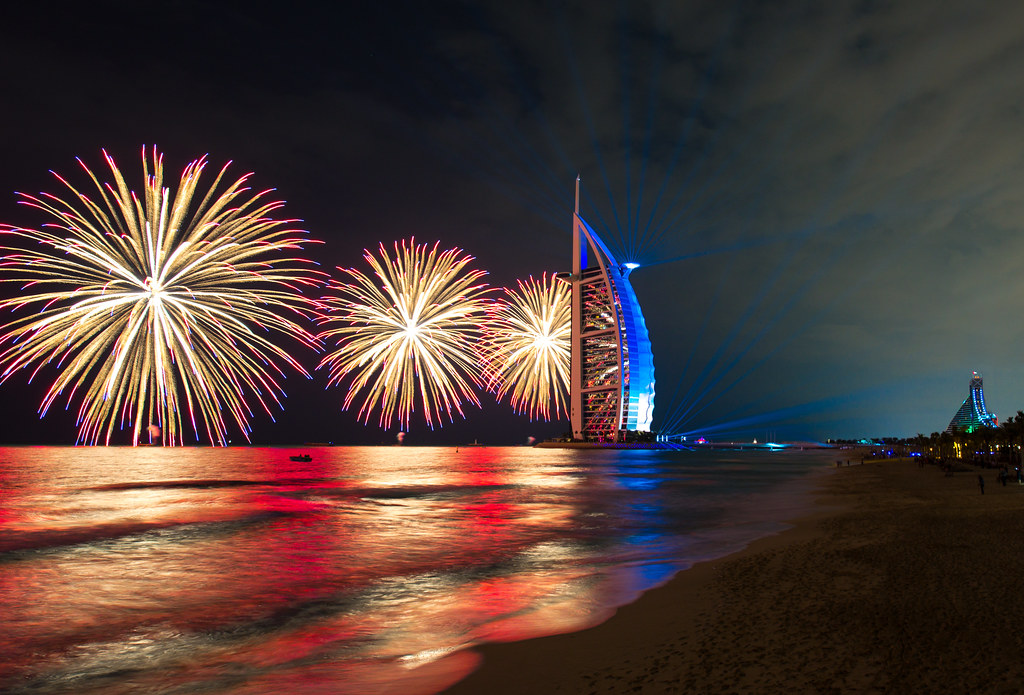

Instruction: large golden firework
[318,238,493,430]
[0,148,324,445]
[483,273,570,421]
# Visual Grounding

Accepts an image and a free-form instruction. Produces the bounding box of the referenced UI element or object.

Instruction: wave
[0,512,292,557]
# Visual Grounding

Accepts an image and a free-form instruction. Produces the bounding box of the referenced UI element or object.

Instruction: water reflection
[0,445,831,693]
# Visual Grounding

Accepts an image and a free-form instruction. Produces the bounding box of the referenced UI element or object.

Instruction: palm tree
[939,429,956,461]
[1000,411,1024,467]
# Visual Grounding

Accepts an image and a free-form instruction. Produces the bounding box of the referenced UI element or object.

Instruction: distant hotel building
[946,371,998,433]
[565,178,655,442]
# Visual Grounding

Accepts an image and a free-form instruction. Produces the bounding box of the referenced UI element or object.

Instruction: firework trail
[318,238,493,430]
[0,147,324,445]
[483,273,571,421]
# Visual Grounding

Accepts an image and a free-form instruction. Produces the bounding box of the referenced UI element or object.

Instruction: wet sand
[443,459,1024,694]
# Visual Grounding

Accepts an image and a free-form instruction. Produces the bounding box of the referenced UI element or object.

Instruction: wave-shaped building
[566,178,655,442]
[946,371,998,433]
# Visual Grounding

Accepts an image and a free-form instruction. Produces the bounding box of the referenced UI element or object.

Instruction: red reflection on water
[0,446,634,695]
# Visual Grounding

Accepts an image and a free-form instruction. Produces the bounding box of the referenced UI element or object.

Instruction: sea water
[0,445,834,694]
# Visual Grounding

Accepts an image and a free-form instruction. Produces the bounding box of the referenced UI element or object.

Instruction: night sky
[2,0,1022,445]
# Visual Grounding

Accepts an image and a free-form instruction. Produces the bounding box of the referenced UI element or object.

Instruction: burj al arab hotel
[565,178,656,442]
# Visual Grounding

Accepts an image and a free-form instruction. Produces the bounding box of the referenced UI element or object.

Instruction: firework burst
[483,273,571,421]
[318,238,492,430]
[0,147,324,445]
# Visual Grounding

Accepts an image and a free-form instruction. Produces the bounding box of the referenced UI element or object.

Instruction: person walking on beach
[978,474,985,495]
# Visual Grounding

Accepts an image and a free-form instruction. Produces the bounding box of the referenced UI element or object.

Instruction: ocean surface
[0,445,835,694]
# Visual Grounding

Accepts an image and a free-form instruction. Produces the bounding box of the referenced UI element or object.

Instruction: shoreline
[442,459,1024,693]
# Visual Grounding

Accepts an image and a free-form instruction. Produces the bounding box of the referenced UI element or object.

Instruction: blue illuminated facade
[946,371,998,433]
[568,179,655,441]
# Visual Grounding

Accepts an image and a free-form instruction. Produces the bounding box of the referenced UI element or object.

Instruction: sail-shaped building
[567,178,655,442]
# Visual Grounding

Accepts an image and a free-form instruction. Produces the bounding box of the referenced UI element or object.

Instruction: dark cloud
[2,0,1022,444]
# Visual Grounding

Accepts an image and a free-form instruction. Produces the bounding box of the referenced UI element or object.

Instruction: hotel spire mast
[570,176,584,439]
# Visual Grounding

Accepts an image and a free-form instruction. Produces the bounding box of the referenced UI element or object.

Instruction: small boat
[289,454,312,462]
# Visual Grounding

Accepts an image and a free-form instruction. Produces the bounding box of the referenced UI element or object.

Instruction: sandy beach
[443,459,1024,694]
